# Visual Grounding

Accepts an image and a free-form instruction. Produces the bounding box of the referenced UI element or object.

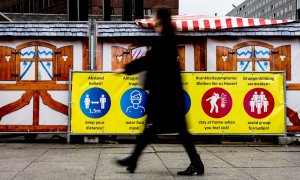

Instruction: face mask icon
[121,88,148,119]
[130,90,142,105]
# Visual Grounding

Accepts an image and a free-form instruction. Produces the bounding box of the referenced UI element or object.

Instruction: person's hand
[113,68,125,74]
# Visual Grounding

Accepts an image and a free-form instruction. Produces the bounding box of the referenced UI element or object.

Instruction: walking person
[115,7,204,176]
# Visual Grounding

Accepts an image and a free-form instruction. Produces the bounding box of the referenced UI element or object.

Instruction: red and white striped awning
[135,15,294,31]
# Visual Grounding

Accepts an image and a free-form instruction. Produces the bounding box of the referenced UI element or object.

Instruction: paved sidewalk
[0,141,299,180]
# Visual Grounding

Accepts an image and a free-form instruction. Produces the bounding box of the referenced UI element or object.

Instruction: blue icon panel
[183,90,191,114]
[80,88,111,118]
[120,88,148,119]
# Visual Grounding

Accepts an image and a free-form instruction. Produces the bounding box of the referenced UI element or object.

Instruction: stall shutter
[112,46,131,70]
[216,46,234,71]
[0,46,16,80]
[56,46,73,81]
[177,46,185,71]
[273,45,291,80]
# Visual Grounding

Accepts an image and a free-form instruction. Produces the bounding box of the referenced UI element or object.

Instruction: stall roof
[135,15,294,31]
[97,20,300,37]
[0,22,89,37]
[0,20,297,38]
[97,21,156,37]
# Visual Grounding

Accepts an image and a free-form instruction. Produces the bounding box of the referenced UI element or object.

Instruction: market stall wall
[208,37,300,132]
[96,21,300,133]
[0,22,89,132]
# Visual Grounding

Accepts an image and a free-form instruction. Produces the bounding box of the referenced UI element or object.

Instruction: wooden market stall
[0,22,89,134]
[96,16,300,134]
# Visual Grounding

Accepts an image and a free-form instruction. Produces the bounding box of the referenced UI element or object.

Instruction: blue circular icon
[80,88,111,118]
[121,88,148,119]
[184,90,191,114]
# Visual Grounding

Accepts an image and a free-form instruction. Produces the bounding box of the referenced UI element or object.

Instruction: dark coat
[125,35,187,134]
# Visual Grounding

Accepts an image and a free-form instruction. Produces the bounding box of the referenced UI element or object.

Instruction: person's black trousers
[130,125,200,163]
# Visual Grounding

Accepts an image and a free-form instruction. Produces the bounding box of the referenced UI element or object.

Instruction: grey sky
[179,0,245,16]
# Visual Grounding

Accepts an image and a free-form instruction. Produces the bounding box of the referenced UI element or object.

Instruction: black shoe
[177,160,204,176]
[116,156,137,173]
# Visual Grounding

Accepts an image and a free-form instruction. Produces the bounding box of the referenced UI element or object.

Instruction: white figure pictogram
[263,98,269,112]
[256,99,262,114]
[100,94,106,109]
[253,91,258,103]
[206,93,220,113]
[84,94,91,109]
[259,91,266,103]
[250,98,255,112]
[248,91,270,114]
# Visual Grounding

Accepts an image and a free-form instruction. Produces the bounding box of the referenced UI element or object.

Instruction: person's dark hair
[155,7,176,36]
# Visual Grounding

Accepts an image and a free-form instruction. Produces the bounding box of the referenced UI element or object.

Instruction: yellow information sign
[183,72,285,134]
[70,72,285,134]
[71,72,147,134]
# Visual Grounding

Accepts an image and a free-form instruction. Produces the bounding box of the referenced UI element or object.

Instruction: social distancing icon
[80,87,111,118]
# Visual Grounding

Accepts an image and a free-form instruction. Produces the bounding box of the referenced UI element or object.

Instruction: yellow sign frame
[69,71,286,135]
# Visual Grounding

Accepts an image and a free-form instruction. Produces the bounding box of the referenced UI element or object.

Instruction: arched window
[16,41,73,82]
[216,41,291,80]
[17,42,56,82]
[233,41,273,72]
